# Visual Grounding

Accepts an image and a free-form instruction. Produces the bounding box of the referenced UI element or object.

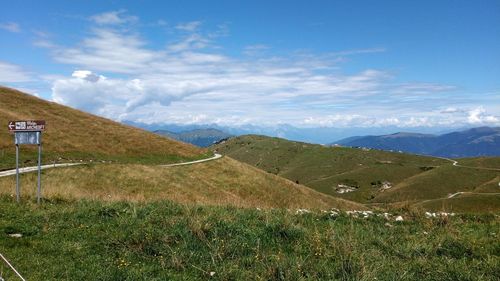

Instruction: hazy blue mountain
[154,128,232,147]
[335,127,500,158]
[124,120,451,144]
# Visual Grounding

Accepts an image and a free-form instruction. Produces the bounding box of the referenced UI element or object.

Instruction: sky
[1,0,499,132]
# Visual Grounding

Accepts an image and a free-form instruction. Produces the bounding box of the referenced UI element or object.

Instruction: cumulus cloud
[467,107,499,124]
[52,70,213,119]
[0,22,20,33]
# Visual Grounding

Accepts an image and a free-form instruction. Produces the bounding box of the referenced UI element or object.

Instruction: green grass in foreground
[0,197,498,280]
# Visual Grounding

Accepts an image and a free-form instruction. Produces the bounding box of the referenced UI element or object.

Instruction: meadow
[1,197,498,280]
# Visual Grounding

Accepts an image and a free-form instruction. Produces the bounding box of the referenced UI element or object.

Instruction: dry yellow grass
[0,86,203,158]
[0,157,366,210]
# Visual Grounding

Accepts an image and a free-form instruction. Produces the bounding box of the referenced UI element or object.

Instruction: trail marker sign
[8,120,45,204]
[8,120,45,132]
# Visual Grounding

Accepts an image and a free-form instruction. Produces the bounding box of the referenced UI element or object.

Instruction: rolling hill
[335,127,500,158]
[0,157,365,210]
[0,87,207,169]
[0,87,363,210]
[212,135,500,212]
[154,128,232,147]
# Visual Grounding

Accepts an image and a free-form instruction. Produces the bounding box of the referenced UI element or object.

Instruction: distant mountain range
[335,127,500,158]
[125,120,458,144]
[125,120,500,157]
[154,128,232,147]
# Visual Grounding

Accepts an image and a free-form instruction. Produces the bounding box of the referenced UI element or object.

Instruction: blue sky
[1,0,499,130]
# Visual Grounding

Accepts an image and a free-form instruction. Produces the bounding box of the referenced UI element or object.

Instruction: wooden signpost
[8,120,45,203]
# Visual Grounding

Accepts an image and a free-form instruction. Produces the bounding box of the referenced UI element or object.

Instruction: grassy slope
[212,135,500,211]
[0,157,365,210]
[457,157,500,169]
[373,165,499,203]
[212,135,446,202]
[0,87,206,169]
[0,198,498,280]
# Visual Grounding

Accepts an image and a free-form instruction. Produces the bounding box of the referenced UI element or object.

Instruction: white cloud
[52,70,211,119]
[0,61,32,82]
[71,70,102,82]
[441,107,461,114]
[40,11,499,129]
[467,107,499,124]
[167,34,212,52]
[175,21,202,31]
[0,22,20,33]
[54,29,158,73]
[90,10,138,25]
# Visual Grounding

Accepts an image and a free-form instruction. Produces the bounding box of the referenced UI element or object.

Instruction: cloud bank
[39,10,500,128]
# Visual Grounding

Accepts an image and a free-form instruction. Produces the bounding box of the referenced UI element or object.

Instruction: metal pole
[37,133,42,204]
[0,252,27,281]
[15,143,20,203]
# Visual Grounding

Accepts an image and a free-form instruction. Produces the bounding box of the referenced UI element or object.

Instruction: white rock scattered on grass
[336,184,357,194]
[384,222,393,228]
[209,272,216,277]
[346,210,374,219]
[329,209,340,217]
[379,181,392,190]
[425,212,456,218]
[395,216,404,222]
[376,212,392,220]
[8,233,22,238]
[295,208,311,215]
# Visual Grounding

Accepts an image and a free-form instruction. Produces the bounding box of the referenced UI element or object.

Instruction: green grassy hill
[212,135,500,212]
[0,87,207,169]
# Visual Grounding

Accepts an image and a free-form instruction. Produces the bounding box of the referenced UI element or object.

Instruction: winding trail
[0,153,223,178]
[161,153,222,167]
[0,163,83,178]
[436,156,500,171]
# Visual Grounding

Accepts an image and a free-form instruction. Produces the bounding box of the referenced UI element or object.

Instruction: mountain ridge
[154,128,232,147]
[335,127,500,158]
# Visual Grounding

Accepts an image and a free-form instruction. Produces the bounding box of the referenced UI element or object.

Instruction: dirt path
[0,154,223,178]
[437,157,500,171]
[0,163,83,178]
[161,153,222,167]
